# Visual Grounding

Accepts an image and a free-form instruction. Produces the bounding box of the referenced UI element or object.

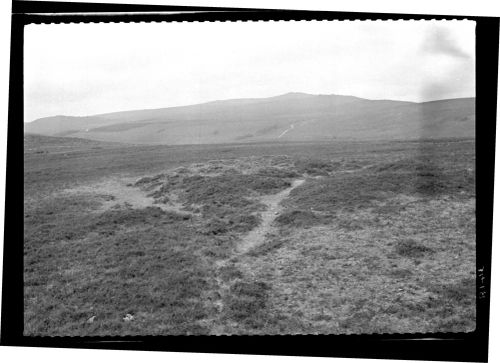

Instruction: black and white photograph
[22,19,477,337]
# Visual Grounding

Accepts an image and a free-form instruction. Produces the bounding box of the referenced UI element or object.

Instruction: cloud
[422,26,472,60]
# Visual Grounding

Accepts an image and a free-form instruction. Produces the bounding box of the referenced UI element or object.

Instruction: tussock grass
[224,281,271,327]
[218,264,244,282]
[231,141,475,334]
[286,154,474,218]
[393,277,476,332]
[394,239,435,258]
[201,214,260,235]
[275,209,326,228]
[247,237,286,257]
[24,138,476,335]
[25,198,189,245]
[294,158,335,176]
[135,173,166,187]
[387,268,414,279]
[137,169,294,236]
[255,167,300,179]
[24,203,215,335]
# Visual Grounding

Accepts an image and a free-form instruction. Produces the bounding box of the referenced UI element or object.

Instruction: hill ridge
[25,93,475,145]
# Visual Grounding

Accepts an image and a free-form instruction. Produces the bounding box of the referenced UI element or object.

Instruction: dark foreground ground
[24,135,475,335]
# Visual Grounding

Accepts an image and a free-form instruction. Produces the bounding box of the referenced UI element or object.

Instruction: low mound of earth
[24,133,123,155]
[25,93,475,145]
[24,142,475,335]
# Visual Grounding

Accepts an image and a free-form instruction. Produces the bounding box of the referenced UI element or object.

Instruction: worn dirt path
[207,178,306,335]
[237,178,305,254]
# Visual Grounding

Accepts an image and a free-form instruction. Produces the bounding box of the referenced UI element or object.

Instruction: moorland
[24,133,475,335]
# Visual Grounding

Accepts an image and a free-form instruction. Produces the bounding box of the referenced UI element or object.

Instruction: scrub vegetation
[24,136,475,335]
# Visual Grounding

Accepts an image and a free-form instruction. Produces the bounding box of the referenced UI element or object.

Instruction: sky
[24,20,475,122]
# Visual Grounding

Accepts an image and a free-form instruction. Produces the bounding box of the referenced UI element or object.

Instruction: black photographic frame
[2,1,498,361]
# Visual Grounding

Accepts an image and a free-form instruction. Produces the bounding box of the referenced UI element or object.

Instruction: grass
[394,239,435,258]
[24,136,476,335]
[246,237,287,258]
[135,167,294,236]
[238,192,475,334]
[285,151,474,216]
[201,214,260,235]
[224,281,271,327]
[274,209,326,228]
[294,158,336,176]
[25,202,215,335]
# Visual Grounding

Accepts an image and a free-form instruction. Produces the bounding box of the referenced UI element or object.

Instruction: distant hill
[24,93,475,145]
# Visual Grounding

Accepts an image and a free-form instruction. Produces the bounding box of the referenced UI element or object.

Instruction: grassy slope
[24,136,475,335]
[25,95,474,144]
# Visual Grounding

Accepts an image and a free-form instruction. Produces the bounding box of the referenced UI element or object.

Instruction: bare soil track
[238,178,305,253]
[63,177,188,214]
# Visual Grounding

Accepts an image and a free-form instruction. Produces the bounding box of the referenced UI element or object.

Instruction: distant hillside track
[25,93,475,145]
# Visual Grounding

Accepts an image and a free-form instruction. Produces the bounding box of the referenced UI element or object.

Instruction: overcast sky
[24,20,475,122]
